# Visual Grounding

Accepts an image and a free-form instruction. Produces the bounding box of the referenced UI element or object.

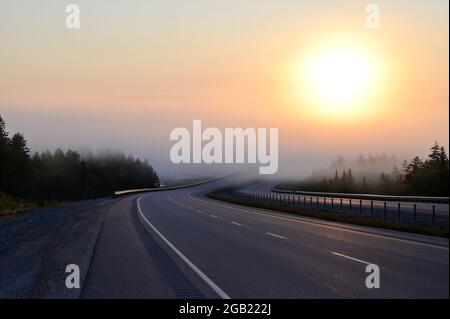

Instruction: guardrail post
[304,197,306,207]
[323,197,326,209]
[349,199,352,212]
[398,202,401,220]
[384,202,387,218]
[331,197,334,208]
[310,197,312,208]
[432,205,435,225]
[413,203,416,222]
[340,198,343,212]
[370,201,373,216]
[359,200,362,214]
[316,197,319,207]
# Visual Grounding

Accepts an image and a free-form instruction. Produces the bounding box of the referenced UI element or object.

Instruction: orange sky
[0,0,448,176]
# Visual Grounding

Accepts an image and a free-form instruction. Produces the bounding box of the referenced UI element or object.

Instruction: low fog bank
[308,154,403,184]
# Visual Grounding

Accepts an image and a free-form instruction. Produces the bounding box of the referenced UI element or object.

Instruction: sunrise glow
[293,43,382,119]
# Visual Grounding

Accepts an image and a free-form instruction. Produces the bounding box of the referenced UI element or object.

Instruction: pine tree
[8,133,30,195]
[0,115,11,191]
[362,176,368,190]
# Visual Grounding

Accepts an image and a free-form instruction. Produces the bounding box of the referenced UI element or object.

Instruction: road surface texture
[82,179,449,299]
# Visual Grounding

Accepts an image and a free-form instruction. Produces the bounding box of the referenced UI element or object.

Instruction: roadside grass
[207,188,449,238]
[0,192,64,219]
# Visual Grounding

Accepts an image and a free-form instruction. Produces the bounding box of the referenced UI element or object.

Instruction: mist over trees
[0,115,160,201]
[280,143,449,196]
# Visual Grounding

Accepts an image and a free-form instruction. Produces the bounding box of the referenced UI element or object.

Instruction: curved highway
[81,180,449,298]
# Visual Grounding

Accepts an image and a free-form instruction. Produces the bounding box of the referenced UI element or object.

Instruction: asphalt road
[82,180,449,298]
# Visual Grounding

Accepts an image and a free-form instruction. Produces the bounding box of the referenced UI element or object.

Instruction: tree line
[279,142,449,196]
[0,115,160,201]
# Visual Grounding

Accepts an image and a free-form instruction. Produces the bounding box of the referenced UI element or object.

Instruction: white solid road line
[137,196,231,299]
[331,252,372,265]
[210,214,218,218]
[266,232,287,239]
[230,221,243,226]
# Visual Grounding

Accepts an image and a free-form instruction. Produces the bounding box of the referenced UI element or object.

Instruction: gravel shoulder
[0,197,115,298]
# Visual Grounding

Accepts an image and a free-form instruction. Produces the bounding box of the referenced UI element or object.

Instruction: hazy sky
[0,0,448,177]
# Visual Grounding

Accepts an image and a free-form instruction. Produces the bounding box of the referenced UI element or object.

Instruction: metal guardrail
[272,188,449,204]
[114,176,227,196]
[235,190,449,226]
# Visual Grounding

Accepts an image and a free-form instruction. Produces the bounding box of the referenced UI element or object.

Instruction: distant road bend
[81,179,449,298]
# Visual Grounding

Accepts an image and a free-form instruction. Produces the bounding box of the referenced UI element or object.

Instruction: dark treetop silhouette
[0,114,159,201]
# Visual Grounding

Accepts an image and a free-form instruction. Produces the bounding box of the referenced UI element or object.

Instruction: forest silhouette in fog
[279,143,449,196]
[0,115,160,201]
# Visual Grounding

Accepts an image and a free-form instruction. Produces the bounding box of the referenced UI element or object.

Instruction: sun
[310,49,372,105]
[294,45,380,118]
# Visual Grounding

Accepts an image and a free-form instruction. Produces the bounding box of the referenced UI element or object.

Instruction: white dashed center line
[230,221,242,226]
[331,252,372,265]
[266,232,287,239]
